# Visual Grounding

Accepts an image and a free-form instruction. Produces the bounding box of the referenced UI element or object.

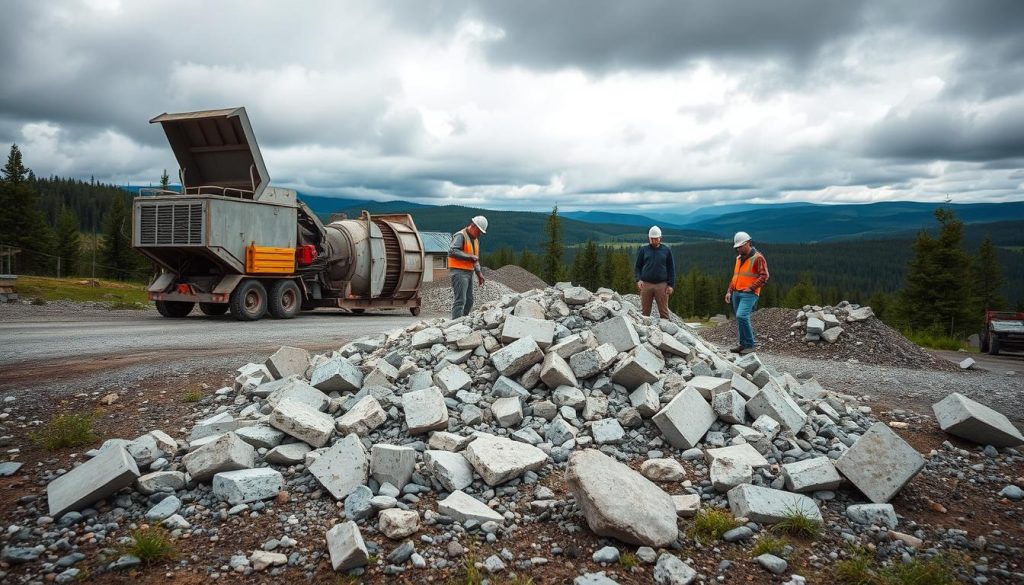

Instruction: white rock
[424,450,475,491]
[402,387,449,434]
[464,434,547,486]
[727,484,823,524]
[491,337,545,377]
[213,468,284,505]
[370,444,417,490]
[711,457,753,492]
[782,457,843,492]
[932,392,1024,447]
[591,418,625,444]
[308,434,368,500]
[629,383,661,418]
[501,315,556,349]
[438,490,504,524]
[336,396,386,437]
[653,387,716,449]
[640,458,686,482]
[269,399,335,448]
[182,433,255,482]
[378,509,419,540]
[136,471,186,495]
[672,494,701,518]
[835,422,925,503]
[326,521,368,571]
[540,352,578,389]
[265,346,310,379]
[491,397,524,428]
[264,443,312,466]
[592,315,641,352]
[434,364,473,395]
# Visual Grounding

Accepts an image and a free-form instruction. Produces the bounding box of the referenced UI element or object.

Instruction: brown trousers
[639,281,671,319]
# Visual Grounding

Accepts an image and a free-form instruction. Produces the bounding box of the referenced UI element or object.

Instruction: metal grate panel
[139,202,204,245]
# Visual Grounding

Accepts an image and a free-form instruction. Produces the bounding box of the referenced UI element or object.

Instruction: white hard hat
[471,215,488,234]
[648,226,662,238]
[733,231,751,247]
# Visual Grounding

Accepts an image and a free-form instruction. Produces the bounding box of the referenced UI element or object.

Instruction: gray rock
[47,444,140,517]
[434,364,473,395]
[326,521,369,571]
[464,434,547,486]
[835,422,925,503]
[706,443,769,469]
[592,546,620,563]
[846,503,898,529]
[145,495,181,521]
[411,327,444,349]
[540,351,578,389]
[501,314,556,349]
[712,390,746,424]
[235,425,285,450]
[641,458,686,482]
[756,554,788,575]
[336,396,387,436]
[672,494,701,518]
[592,315,641,352]
[424,450,475,491]
[932,392,1024,447]
[269,399,335,448]
[213,468,283,504]
[427,431,474,452]
[308,433,369,500]
[711,457,753,492]
[264,442,312,465]
[629,383,660,418]
[265,346,310,379]
[402,386,450,434]
[491,396,524,428]
[182,432,255,483]
[370,444,417,490]
[379,509,419,540]
[136,470,186,495]
[687,376,731,400]
[0,461,24,477]
[549,331,598,359]
[653,386,716,449]
[491,337,545,377]
[610,345,664,390]
[591,418,625,444]
[745,383,807,431]
[727,484,822,524]
[569,343,619,379]
[345,485,374,521]
[722,526,754,542]
[999,485,1023,500]
[782,457,843,492]
[546,417,579,445]
[654,553,697,585]
[438,490,504,524]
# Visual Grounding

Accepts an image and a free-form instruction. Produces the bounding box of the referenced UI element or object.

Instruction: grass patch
[902,330,967,351]
[751,534,789,557]
[15,275,148,305]
[107,300,147,310]
[832,547,961,585]
[619,552,639,568]
[689,508,742,544]
[833,548,876,585]
[772,508,823,540]
[125,527,177,564]
[182,390,203,403]
[31,412,99,450]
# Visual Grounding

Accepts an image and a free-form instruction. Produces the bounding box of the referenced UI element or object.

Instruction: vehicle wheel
[410,307,421,316]
[268,280,302,319]
[155,300,194,318]
[198,302,229,316]
[230,280,268,321]
[988,335,1000,356]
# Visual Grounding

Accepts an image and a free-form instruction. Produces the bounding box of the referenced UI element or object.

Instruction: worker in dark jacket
[448,215,487,319]
[634,226,675,319]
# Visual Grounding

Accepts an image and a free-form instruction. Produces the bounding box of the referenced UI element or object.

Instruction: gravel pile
[485,266,548,293]
[419,278,517,315]
[3,284,1021,583]
[701,305,957,371]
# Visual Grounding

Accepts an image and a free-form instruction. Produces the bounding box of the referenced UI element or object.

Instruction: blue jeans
[731,291,759,348]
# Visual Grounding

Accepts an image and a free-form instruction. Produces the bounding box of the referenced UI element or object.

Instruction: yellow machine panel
[246,244,295,274]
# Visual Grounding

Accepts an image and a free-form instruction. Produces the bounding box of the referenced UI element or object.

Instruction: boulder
[592,315,640,352]
[47,445,140,517]
[782,457,843,492]
[540,352,578,389]
[336,395,387,437]
[308,434,368,500]
[491,337,545,377]
[727,484,822,524]
[402,387,449,434]
[370,444,417,490]
[438,490,504,524]
[653,387,716,449]
[309,358,363,393]
[269,399,335,448]
[932,392,1024,447]
[182,433,255,482]
[378,509,419,540]
[835,422,924,503]
[464,434,547,486]
[326,521,368,571]
[265,346,310,379]
[212,468,284,505]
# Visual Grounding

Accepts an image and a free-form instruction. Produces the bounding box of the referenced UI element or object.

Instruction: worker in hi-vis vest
[448,215,488,319]
[724,231,770,355]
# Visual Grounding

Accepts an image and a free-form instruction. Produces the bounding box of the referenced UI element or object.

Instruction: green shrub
[31,412,98,450]
[125,527,177,564]
[689,508,742,544]
[619,552,639,568]
[902,331,966,351]
[832,548,876,585]
[751,534,789,557]
[30,297,47,305]
[182,390,202,403]
[773,508,823,539]
[832,548,961,585]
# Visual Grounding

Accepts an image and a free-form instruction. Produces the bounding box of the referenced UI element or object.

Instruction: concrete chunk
[501,315,556,349]
[310,358,363,393]
[182,433,255,482]
[265,346,310,379]
[378,508,419,540]
[783,457,843,492]
[336,395,386,437]
[370,444,417,490]
[932,392,1024,447]
[562,286,592,305]
[434,364,473,395]
[629,383,661,418]
[438,490,504,524]
[727,484,823,524]
[712,390,746,424]
[846,503,898,529]
[264,442,312,465]
[411,327,444,349]
[234,425,285,450]
[491,337,545,377]
[136,470,186,495]
[402,387,449,434]
[569,343,618,379]
[745,383,807,431]
[591,418,625,444]
[47,445,140,517]
[424,450,475,491]
[308,434,368,500]
[592,315,640,352]
[266,378,331,412]
[269,399,335,448]
[672,494,701,518]
[540,352,578,389]
[705,443,769,469]
[491,396,524,428]
[711,457,753,492]
[610,345,664,390]
[805,317,825,335]
[835,422,925,503]
[688,376,731,400]
[212,468,284,505]
[464,434,547,486]
[427,431,474,452]
[549,331,597,359]
[653,387,716,449]
[326,521,368,572]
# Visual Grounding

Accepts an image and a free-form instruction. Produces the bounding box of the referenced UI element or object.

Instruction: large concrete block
[501,315,556,349]
[491,337,545,377]
[835,422,925,503]
[745,383,807,431]
[335,395,386,437]
[464,434,547,486]
[434,364,473,395]
[783,457,843,493]
[712,390,746,424]
[562,286,592,305]
[591,418,625,444]
[513,297,547,319]
[610,345,664,390]
[491,397,524,428]
[730,372,761,400]
[212,468,284,505]
[270,399,336,448]
[651,329,691,359]
[548,331,598,360]
[310,358,363,393]
[734,353,763,375]
[235,425,285,450]
[491,375,530,399]
[402,387,449,434]
[727,484,823,524]
[182,433,254,482]
[266,379,331,412]
[711,457,753,492]
[411,327,444,349]
[540,352,578,389]
[705,443,769,469]
[805,317,825,335]
[629,383,660,418]
[309,433,369,500]
[424,450,475,491]
[569,343,618,379]
[438,490,504,524]
[592,316,640,352]
[265,346,310,379]
[932,392,1024,447]
[264,442,312,466]
[326,521,369,571]
[687,376,732,400]
[47,445,140,517]
[653,387,716,449]
[370,444,417,490]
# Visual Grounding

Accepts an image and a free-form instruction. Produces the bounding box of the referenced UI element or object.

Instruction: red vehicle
[980,311,1024,355]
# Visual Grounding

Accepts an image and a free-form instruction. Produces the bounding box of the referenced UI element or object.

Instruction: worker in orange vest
[724,231,769,355]
[448,215,488,319]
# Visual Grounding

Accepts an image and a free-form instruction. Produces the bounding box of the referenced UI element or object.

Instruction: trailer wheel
[268,280,301,319]
[230,280,268,321]
[155,300,195,318]
[198,303,229,316]
[410,307,420,316]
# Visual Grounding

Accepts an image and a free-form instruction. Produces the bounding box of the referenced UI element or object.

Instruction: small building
[419,231,452,283]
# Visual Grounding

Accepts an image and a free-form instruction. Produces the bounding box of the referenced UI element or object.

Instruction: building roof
[420,231,452,254]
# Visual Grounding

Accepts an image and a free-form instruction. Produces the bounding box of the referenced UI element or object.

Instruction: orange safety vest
[448,229,479,271]
[731,252,765,296]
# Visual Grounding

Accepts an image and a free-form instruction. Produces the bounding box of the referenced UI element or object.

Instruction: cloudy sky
[2,0,1023,212]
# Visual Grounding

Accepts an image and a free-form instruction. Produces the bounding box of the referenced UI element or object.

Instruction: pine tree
[3,143,29,183]
[971,236,1005,313]
[783,273,821,308]
[99,195,139,280]
[0,144,56,273]
[576,240,601,292]
[55,207,82,276]
[610,251,634,294]
[159,169,171,191]
[541,205,563,284]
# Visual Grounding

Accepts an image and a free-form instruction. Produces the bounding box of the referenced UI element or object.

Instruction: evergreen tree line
[0,144,152,280]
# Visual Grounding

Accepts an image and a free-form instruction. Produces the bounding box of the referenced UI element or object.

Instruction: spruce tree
[541,205,563,284]
[159,169,171,191]
[0,144,56,273]
[55,207,82,276]
[897,208,972,336]
[783,273,821,308]
[971,236,1005,313]
[99,195,139,280]
[578,240,600,292]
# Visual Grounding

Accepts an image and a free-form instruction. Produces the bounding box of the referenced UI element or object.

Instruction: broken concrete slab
[335,395,387,437]
[438,490,504,524]
[653,386,716,450]
[370,444,417,490]
[783,457,843,493]
[711,457,753,492]
[540,352,578,389]
[234,425,285,450]
[565,449,678,547]
[265,346,310,380]
[411,327,444,349]
[591,418,625,444]
[491,397,524,428]
[264,443,312,466]
[835,422,925,503]
[727,484,823,524]
[464,434,547,486]
[212,468,284,505]
[745,383,807,432]
[501,315,556,349]
[712,390,746,424]
[309,358,363,393]
[269,399,335,448]
[805,317,825,335]
[265,379,331,413]
[491,337,545,377]
[629,383,660,418]
[378,508,419,540]
[592,315,640,352]
[427,431,474,452]
[182,433,255,483]
[672,494,701,518]
[434,364,473,395]
[932,392,1024,447]
[326,521,369,571]
[610,345,664,390]
[47,445,140,517]
[308,433,369,500]
[549,331,597,359]
[687,376,731,400]
[705,443,769,469]
[424,450,475,492]
[136,470,186,495]
[569,343,618,379]
[402,387,449,434]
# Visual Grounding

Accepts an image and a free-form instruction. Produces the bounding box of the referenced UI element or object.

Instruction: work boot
[729,346,744,354]
[738,346,756,355]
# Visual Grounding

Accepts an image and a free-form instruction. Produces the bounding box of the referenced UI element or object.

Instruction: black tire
[410,307,421,316]
[268,280,302,319]
[155,300,194,318]
[988,335,1000,356]
[230,280,268,321]
[198,302,229,316]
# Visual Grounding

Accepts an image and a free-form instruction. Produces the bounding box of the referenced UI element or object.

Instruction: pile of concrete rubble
[792,302,875,344]
[6,284,1024,583]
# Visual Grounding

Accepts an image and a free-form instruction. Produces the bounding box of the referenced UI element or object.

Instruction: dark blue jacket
[634,244,675,284]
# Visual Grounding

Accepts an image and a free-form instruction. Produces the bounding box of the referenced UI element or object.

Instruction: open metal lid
[150,107,270,199]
